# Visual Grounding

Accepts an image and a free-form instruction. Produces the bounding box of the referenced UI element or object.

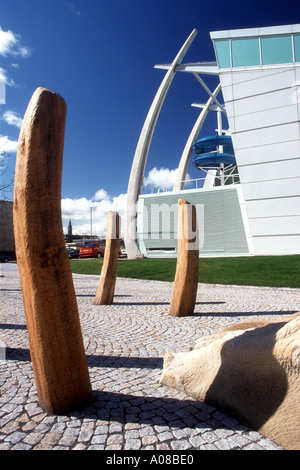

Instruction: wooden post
[169,199,199,317]
[13,88,93,415]
[94,211,120,305]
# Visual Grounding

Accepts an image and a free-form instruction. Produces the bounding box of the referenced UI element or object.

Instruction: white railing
[146,170,240,194]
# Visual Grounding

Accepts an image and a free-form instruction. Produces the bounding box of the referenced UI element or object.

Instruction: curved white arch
[173,83,222,191]
[125,29,198,259]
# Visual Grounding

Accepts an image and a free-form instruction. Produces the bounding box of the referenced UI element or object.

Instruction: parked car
[0,253,12,263]
[67,248,80,259]
[79,243,105,258]
[120,248,127,257]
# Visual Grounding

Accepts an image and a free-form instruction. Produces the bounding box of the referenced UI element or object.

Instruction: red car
[79,243,105,258]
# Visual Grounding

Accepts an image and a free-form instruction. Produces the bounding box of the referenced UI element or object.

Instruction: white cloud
[144,167,177,190]
[0,67,15,87]
[92,189,109,201]
[0,135,18,153]
[0,27,30,98]
[144,167,191,191]
[61,190,127,236]
[3,110,23,128]
[0,28,30,153]
[0,27,31,58]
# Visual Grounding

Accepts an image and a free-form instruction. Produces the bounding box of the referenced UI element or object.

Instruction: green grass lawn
[70,255,300,288]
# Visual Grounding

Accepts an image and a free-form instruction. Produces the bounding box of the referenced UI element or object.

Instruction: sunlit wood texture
[13,87,93,415]
[169,199,199,317]
[94,211,120,305]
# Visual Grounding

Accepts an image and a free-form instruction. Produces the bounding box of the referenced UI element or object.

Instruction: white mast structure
[125,29,198,259]
[125,29,222,259]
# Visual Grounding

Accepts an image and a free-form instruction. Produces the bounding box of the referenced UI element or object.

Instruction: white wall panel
[252,235,300,255]
[238,158,300,183]
[241,177,300,200]
[218,73,233,87]
[246,196,300,218]
[295,67,300,80]
[234,104,298,133]
[231,67,294,85]
[223,100,235,120]
[230,88,296,118]
[220,82,234,103]
[234,139,300,165]
[232,68,295,100]
[249,215,300,236]
[233,122,299,150]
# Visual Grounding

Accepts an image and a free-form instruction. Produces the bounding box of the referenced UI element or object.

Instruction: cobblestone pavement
[1,262,299,451]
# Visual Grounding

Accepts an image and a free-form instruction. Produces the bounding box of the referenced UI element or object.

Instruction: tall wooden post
[169,199,199,317]
[13,88,93,415]
[94,211,120,305]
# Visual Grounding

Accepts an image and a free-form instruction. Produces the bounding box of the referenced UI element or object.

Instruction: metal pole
[90,207,93,242]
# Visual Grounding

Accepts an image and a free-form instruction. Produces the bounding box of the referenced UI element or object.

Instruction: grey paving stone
[0,266,290,451]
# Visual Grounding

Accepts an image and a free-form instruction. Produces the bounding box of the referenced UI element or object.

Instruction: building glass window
[261,35,293,65]
[231,38,260,67]
[214,40,231,68]
[294,34,300,62]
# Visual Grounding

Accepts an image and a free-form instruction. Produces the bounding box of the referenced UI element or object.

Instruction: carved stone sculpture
[169,199,199,317]
[94,211,120,305]
[13,87,93,415]
[160,312,300,450]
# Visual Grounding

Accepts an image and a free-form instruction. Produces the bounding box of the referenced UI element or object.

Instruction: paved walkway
[1,262,299,451]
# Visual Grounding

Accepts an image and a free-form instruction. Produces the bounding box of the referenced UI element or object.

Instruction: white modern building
[125,24,300,258]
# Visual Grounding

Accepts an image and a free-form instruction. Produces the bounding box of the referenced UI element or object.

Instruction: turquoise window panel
[214,40,231,68]
[294,34,300,62]
[261,35,293,65]
[232,38,260,67]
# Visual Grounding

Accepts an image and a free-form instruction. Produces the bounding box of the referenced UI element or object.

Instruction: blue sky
[1,0,299,235]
